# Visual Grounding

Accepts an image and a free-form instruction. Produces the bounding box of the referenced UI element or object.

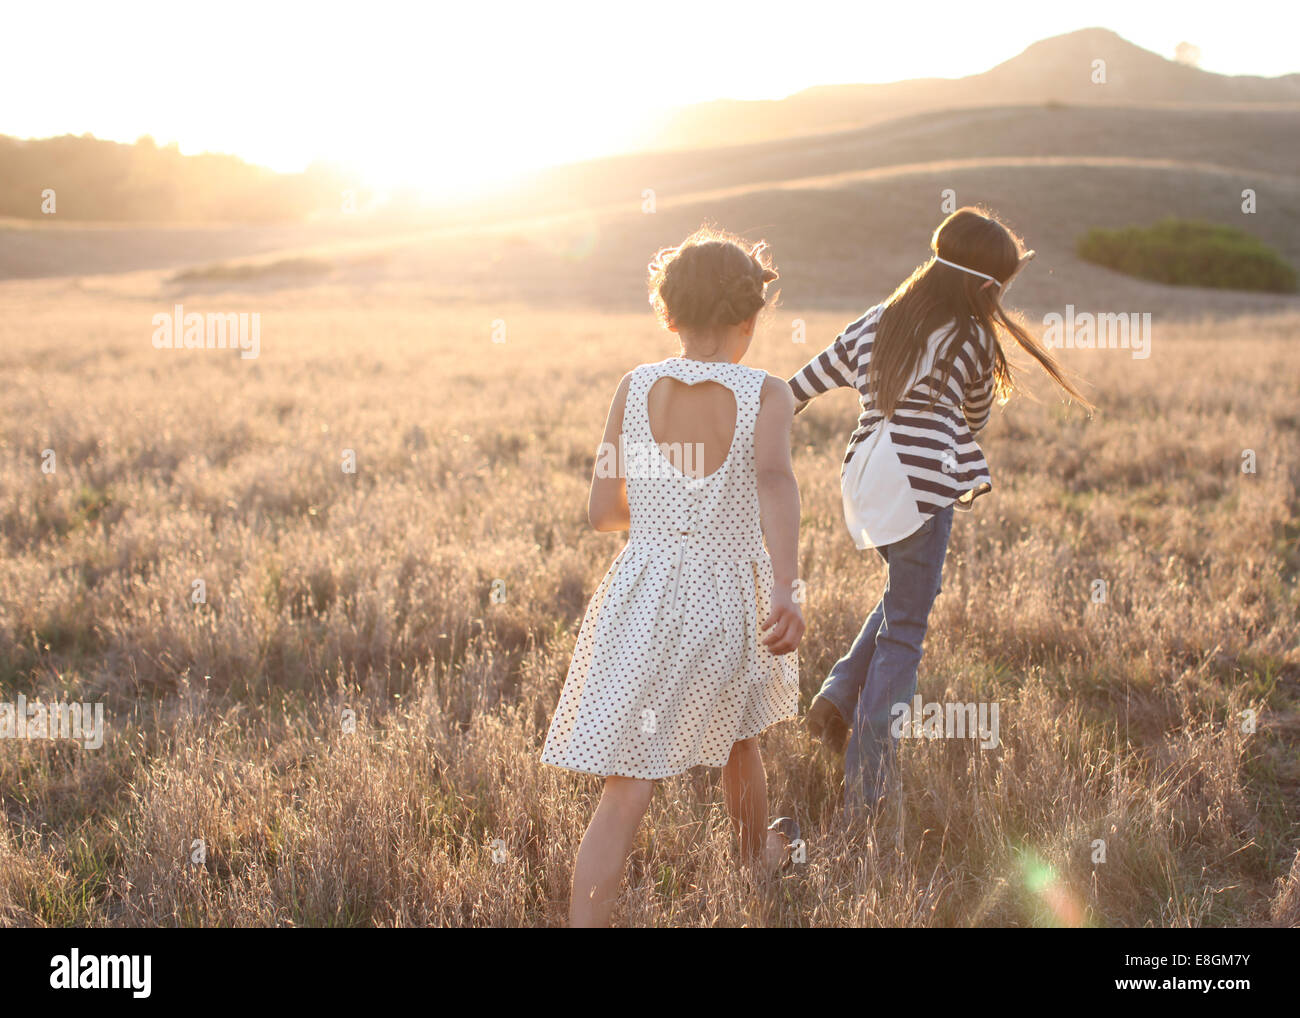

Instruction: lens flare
[1017,848,1087,927]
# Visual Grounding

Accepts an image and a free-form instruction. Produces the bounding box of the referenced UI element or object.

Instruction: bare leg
[569,776,655,927]
[722,738,788,872]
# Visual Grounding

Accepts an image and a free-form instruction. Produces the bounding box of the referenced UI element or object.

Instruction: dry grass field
[0,267,1297,926]
[3,27,1299,925]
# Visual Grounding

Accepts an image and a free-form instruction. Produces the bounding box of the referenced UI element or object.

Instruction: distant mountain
[0,134,363,223]
[7,27,1296,226]
[639,28,1300,151]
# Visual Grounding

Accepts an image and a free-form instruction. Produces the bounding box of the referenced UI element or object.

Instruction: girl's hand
[761,584,805,655]
[754,377,803,654]
[1001,249,1035,298]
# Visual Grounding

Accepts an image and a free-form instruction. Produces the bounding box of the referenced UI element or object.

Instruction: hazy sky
[4,0,1296,194]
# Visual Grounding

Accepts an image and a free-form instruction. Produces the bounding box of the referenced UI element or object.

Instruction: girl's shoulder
[627,359,764,392]
[627,358,677,381]
[731,363,778,398]
[939,319,996,378]
[846,303,885,334]
[936,316,993,350]
[968,319,997,361]
[636,357,765,375]
[837,305,886,357]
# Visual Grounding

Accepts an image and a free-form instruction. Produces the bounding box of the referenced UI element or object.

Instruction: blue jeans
[817,505,954,813]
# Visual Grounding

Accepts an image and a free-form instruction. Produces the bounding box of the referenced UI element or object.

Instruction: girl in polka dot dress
[541,228,805,926]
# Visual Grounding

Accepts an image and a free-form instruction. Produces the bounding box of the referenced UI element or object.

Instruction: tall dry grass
[0,279,1296,926]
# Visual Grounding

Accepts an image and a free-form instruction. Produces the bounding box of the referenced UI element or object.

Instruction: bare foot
[763,817,800,874]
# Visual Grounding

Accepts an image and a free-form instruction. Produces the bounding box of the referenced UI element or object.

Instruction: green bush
[1077,218,1297,293]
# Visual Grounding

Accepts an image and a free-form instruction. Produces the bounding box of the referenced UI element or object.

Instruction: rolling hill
[638,27,1300,151]
[3,27,1298,325]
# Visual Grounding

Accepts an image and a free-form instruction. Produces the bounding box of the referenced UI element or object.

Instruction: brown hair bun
[648,227,778,331]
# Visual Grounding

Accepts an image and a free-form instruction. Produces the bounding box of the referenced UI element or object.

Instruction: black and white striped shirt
[787,304,995,548]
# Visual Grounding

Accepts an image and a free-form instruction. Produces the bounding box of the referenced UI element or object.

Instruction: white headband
[933,255,1002,287]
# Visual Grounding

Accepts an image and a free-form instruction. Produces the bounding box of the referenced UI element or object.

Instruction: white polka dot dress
[541,358,799,780]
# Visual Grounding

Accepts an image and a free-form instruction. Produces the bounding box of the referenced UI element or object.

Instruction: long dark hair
[869,207,1093,418]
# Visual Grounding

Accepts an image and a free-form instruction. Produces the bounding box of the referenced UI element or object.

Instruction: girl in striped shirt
[791,206,1091,813]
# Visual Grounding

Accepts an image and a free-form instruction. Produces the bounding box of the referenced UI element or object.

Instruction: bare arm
[754,375,804,655]
[587,372,632,532]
